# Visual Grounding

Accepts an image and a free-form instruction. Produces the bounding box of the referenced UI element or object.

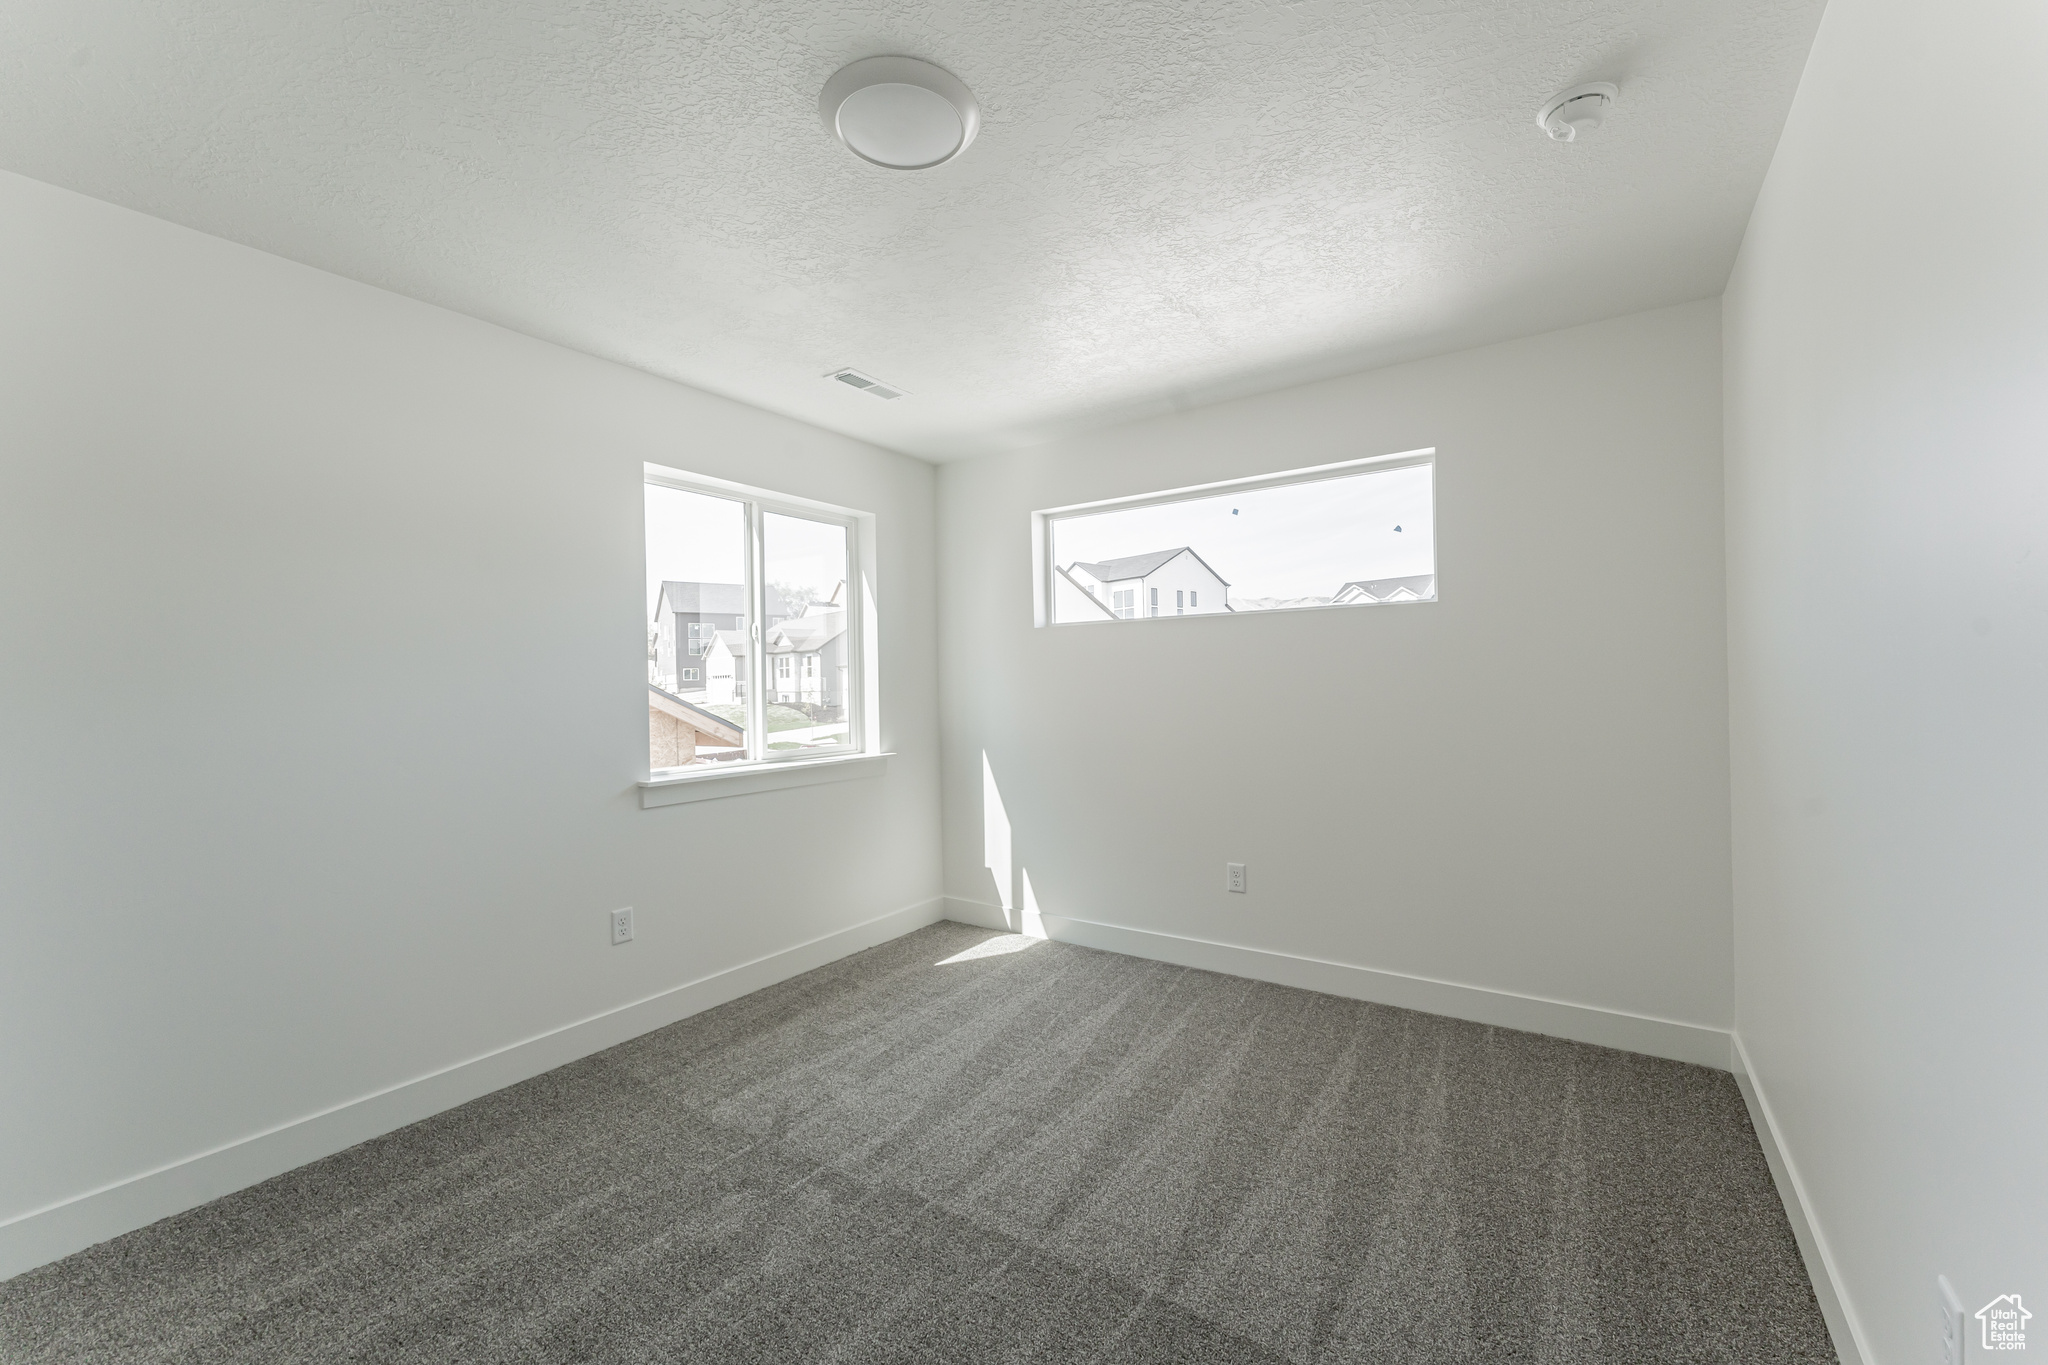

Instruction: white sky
[764,511,848,604]
[645,486,849,622]
[645,485,744,621]
[1054,462,1434,600]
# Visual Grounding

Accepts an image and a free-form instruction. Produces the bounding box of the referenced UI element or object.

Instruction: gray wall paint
[1723,0,2048,1357]
[0,169,940,1236]
[938,300,1733,1030]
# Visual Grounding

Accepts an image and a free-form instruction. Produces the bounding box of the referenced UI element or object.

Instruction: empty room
[1,0,2041,1361]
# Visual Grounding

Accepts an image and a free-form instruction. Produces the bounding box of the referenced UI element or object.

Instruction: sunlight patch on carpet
[936,934,1040,965]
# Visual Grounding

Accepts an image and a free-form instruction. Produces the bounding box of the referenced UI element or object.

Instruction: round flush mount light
[820,56,979,170]
[1537,81,1618,142]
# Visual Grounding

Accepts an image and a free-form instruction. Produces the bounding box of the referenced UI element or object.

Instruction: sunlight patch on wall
[1020,867,1046,940]
[983,751,1013,917]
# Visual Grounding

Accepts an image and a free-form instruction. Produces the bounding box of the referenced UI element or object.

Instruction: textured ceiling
[0,0,1823,460]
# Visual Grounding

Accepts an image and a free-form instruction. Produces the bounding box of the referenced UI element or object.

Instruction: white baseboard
[0,896,946,1283]
[942,896,1016,931]
[941,898,1732,1070]
[1730,1034,1870,1365]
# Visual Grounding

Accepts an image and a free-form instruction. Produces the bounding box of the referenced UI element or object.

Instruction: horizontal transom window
[1038,450,1435,626]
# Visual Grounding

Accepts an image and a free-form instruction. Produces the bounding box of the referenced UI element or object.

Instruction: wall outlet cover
[1939,1274,1964,1365]
[1227,862,1246,894]
[611,907,634,945]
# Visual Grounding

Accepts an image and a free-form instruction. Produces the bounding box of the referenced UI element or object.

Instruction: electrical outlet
[1939,1274,1964,1365]
[1227,862,1246,894]
[611,907,634,946]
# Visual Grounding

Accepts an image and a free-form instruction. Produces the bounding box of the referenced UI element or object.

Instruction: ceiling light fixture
[1537,82,1618,142]
[820,57,979,170]
[828,367,907,399]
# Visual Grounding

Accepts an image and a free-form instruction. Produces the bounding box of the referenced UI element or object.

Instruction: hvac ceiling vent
[829,368,906,400]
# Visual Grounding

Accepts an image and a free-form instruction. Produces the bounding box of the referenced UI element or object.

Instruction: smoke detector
[820,57,979,170]
[1537,82,1618,142]
[828,368,907,400]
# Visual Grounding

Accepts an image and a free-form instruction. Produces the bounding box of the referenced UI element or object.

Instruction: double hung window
[645,467,864,773]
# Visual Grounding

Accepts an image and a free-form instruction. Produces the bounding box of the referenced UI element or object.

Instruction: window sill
[639,751,891,808]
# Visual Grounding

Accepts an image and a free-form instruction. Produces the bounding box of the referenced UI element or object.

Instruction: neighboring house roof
[767,611,848,652]
[657,580,744,619]
[646,682,745,746]
[657,581,792,621]
[801,580,847,614]
[1067,547,1232,587]
[1055,566,1118,620]
[691,632,738,673]
[1333,574,1436,602]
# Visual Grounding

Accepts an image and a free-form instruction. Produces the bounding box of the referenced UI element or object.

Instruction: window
[645,468,864,773]
[1042,450,1435,625]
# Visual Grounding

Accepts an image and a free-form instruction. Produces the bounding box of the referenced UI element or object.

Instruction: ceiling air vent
[829,367,906,400]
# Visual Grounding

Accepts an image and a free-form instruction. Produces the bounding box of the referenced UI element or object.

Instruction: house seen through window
[1046,453,1435,625]
[645,472,862,773]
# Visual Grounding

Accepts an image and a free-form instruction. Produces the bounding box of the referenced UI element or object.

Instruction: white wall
[0,169,941,1276]
[1141,555,1228,618]
[938,301,1733,1053]
[1723,0,2048,1359]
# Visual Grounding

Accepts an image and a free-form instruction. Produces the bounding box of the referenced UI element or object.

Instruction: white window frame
[1033,448,1436,628]
[640,463,882,804]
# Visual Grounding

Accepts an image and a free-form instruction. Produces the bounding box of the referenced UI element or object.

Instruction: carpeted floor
[0,922,1835,1364]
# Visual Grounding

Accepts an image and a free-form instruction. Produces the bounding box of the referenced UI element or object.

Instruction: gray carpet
[0,922,1834,1364]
